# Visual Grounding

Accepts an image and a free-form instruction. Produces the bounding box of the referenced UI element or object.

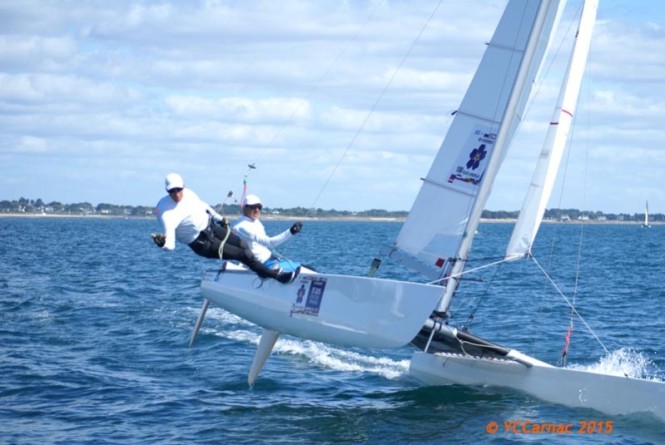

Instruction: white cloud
[164,95,312,124]
[0,0,663,214]
[0,73,141,106]
[0,35,77,70]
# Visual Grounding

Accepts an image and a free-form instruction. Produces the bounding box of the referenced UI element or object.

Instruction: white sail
[506,0,598,258]
[390,0,563,290]
[644,200,650,227]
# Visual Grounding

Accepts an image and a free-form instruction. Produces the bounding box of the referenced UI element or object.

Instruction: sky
[1,0,663,214]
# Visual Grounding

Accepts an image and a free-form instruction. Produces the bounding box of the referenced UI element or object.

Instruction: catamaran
[194,0,664,421]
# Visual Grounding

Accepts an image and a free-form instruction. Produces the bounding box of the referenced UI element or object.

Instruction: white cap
[243,194,262,206]
[165,173,184,192]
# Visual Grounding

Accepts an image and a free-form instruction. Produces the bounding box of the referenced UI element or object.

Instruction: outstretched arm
[236,225,292,248]
[162,221,177,250]
[157,212,178,251]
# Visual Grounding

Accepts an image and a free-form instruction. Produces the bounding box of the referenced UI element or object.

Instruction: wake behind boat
[195,0,664,421]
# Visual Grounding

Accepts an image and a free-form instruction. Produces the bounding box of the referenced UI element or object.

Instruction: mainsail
[389,0,564,312]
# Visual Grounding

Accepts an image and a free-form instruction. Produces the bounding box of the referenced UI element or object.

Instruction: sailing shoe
[289,266,301,284]
[276,266,301,284]
[276,270,294,284]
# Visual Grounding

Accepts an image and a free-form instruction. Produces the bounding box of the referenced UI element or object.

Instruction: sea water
[1,217,663,444]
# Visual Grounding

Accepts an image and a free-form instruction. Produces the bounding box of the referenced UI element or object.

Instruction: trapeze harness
[187,217,231,260]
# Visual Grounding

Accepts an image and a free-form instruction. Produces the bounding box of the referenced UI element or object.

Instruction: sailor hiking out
[152,173,298,284]
[233,194,303,275]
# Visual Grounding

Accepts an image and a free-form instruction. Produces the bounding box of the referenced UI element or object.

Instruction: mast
[437,0,564,313]
[506,0,599,259]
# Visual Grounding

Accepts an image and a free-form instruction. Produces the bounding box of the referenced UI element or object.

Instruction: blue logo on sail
[466,144,487,170]
[447,129,496,192]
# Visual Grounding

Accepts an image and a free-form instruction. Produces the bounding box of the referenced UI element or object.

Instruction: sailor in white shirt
[233,194,302,268]
[153,173,297,284]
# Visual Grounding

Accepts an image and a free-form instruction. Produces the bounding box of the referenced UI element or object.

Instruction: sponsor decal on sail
[447,128,497,194]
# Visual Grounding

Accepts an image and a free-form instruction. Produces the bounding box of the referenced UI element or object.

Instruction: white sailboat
[196,0,664,420]
[643,200,651,228]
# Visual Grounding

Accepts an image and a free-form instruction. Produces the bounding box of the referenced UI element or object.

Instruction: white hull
[201,263,442,348]
[410,351,665,421]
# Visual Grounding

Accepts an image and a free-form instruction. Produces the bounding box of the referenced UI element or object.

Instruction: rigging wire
[519,1,581,134]
[307,0,447,213]
[217,3,389,208]
[575,79,593,283]
[426,256,513,286]
[541,1,590,365]
[460,262,504,330]
[531,255,610,356]
[561,54,593,367]
[514,1,589,362]
[525,5,582,358]
[244,1,388,191]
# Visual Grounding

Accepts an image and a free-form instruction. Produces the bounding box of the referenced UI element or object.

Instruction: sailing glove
[290,222,303,235]
[216,217,229,228]
[151,233,166,248]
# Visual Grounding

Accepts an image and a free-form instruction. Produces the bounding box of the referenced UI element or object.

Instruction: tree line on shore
[1,197,661,222]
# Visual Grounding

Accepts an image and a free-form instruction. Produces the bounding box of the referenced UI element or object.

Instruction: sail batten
[451,109,503,125]
[421,176,483,198]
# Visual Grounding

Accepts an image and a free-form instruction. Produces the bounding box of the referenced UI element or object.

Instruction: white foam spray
[570,348,663,382]
[203,308,409,380]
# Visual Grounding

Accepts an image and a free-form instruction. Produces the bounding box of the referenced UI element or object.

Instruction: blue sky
[1,0,663,213]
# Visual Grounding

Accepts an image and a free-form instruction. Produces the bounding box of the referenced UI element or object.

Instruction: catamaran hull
[409,351,665,421]
[200,263,443,348]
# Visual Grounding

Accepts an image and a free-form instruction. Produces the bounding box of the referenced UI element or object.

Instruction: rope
[560,324,573,367]
[217,223,232,260]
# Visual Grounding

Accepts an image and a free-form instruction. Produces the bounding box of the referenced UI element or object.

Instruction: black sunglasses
[246,204,263,210]
[168,187,183,194]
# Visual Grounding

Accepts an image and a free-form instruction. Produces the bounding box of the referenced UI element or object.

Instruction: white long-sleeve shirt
[155,189,224,250]
[233,216,292,263]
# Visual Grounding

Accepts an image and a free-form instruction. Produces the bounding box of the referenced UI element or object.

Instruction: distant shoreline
[1,213,403,222]
[1,212,660,225]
